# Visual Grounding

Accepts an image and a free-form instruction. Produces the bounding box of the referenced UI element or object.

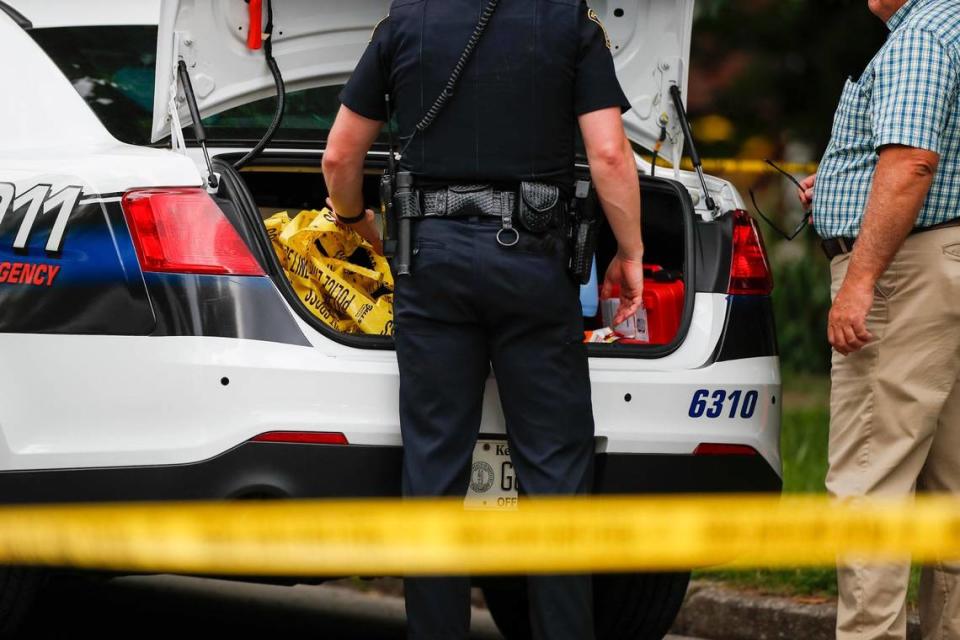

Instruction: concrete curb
[671,581,921,640]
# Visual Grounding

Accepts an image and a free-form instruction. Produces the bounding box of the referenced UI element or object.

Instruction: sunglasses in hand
[749,159,812,241]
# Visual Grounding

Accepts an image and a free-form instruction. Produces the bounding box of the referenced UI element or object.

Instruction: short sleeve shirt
[339,0,631,191]
[813,0,960,239]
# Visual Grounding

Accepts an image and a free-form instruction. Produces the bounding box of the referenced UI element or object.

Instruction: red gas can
[600,265,685,345]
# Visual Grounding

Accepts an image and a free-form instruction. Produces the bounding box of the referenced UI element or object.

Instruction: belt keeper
[497,197,520,247]
[396,188,424,220]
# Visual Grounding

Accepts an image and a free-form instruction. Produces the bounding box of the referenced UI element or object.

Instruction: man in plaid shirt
[798,1,960,638]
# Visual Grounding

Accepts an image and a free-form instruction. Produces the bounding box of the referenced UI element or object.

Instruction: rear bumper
[0,442,781,505]
[594,452,781,495]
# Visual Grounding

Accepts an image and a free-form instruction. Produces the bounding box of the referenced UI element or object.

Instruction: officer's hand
[602,255,645,326]
[326,198,384,255]
[828,277,875,356]
[798,174,816,212]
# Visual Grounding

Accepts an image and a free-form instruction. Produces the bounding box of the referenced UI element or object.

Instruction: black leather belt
[821,218,960,260]
[821,236,856,260]
[417,183,567,248]
[421,185,516,219]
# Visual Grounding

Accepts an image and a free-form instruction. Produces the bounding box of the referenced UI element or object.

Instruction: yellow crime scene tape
[643,158,819,176]
[698,158,818,176]
[243,159,819,178]
[0,495,957,576]
[265,208,394,336]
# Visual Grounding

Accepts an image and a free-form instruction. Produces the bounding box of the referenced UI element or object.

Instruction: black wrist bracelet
[335,210,366,224]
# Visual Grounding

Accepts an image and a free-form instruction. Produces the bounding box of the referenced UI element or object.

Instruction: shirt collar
[887,0,923,31]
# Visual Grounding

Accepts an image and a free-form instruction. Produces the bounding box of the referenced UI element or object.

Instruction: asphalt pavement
[17,573,701,639]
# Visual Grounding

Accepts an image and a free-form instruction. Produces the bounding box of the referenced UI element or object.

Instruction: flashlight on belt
[393,172,417,277]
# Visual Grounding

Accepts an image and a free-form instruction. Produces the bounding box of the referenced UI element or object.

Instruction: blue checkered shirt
[814,0,960,239]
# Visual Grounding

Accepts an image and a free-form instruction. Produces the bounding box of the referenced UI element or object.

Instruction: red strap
[247,0,263,50]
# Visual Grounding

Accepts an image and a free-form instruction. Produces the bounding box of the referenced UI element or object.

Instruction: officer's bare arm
[829,145,939,354]
[579,107,645,322]
[323,105,385,252]
[579,108,644,260]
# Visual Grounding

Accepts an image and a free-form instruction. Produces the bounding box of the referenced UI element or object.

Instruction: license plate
[464,439,519,510]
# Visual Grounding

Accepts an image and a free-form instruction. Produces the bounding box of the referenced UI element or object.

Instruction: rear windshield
[30,25,344,147]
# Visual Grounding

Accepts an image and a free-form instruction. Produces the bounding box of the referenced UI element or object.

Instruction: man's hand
[797,174,816,212]
[326,198,384,256]
[602,254,644,326]
[828,277,875,356]
[825,145,939,356]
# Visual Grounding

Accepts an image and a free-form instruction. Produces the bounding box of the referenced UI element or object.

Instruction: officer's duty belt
[418,182,567,233]
[421,185,516,220]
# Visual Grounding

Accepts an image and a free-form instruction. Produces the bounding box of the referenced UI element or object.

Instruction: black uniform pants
[394,217,596,640]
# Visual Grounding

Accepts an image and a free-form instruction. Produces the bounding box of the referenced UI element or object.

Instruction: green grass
[780,405,829,494]
[692,371,922,602]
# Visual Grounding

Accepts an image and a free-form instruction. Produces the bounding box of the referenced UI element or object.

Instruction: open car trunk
[155,0,699,357]
[213,151,696,358]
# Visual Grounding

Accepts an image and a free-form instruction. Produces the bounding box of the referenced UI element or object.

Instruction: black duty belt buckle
[447,184,494,217]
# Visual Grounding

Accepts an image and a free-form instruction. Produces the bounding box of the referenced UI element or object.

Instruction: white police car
[0,1,781,638]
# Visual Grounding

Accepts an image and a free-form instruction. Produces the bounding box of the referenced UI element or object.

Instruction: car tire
[0,567,43,638]
[480,571,690,640]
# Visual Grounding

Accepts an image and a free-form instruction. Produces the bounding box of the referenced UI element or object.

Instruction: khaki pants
[828,226,960,640]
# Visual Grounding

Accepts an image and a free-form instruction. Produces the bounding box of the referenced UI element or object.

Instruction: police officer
[323,2,645,638]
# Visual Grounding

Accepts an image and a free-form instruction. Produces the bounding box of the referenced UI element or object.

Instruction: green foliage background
[771,259,833,373]
[688,0,888,374]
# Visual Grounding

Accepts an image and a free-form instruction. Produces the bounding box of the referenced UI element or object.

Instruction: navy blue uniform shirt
[339,0,631,191]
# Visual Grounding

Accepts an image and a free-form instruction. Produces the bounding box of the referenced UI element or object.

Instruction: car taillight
[121,188,264,276]
[728,209,773,295]
[693,443,759,456]
[251,431,350,445]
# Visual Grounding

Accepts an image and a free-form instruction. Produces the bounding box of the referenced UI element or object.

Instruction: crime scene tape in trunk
[0,495,956,575]
[265,209,394,336]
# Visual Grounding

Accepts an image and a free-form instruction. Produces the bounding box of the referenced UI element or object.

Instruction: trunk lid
[9,0,160,28]
[152,0,694,160]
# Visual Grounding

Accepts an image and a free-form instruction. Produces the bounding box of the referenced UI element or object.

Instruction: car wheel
[480,572,690,640]
[0,567,43,638]
[593,572,691,639]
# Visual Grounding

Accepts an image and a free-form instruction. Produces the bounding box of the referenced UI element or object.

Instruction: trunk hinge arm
[168,33,219,190]
[668,84,720,219]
